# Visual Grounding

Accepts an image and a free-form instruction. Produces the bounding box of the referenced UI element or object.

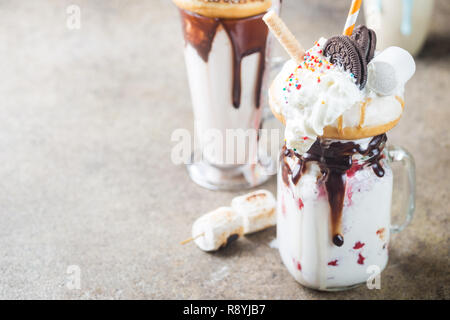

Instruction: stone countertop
[0,0,448,299]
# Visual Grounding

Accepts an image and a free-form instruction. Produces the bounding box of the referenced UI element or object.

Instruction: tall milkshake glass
[173,0,282,190]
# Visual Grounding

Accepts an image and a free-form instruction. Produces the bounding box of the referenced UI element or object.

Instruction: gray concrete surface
[0,0,448,299]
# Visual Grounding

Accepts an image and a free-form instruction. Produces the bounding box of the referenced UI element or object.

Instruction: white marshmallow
[367,46,415,96]
[192,207,244,252]
[231,190,277,234]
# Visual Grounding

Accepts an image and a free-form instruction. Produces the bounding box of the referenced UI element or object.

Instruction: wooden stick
[180,233,205,245]
[263,11,306,65]
[343,0,362,36]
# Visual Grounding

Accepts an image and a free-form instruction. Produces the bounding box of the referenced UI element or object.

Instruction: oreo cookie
[354,39,368,88]
[323,35,367,88]
[351,25,377,62]
[367,28,377,62]
[350,26,370,59]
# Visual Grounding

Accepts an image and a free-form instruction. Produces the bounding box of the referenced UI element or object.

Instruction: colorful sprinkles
[283,41,335,105]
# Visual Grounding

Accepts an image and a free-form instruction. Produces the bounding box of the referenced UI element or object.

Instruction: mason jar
[276,135,415,291]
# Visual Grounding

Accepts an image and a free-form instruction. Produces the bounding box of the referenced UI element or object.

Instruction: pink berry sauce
[353,241,365,250]
[357,253,366,265]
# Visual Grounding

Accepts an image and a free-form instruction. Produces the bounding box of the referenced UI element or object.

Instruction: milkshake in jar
[173,0,282,190]
[266,13,416,290]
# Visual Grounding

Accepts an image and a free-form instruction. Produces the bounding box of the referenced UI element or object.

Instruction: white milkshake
[277,139,392,290]
[183,24,263,166]
[266,20,416,290]
[174,0,279,190]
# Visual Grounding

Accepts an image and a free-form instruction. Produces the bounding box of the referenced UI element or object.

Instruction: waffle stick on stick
[263,11,306,64]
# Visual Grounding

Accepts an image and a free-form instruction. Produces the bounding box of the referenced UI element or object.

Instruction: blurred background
[0,0,448,299]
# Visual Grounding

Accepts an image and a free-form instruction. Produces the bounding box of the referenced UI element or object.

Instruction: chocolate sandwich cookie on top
[323,35,367,88]
[351,25,377,62]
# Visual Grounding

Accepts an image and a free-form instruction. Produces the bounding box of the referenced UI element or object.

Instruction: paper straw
[343,0,363,36]
[263,11,305,64]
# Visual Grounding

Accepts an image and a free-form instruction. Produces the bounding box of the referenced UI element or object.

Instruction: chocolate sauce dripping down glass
[179,9,220,62]
[281,134,387,247]
[179,9,269,109]
[221,15,268,109]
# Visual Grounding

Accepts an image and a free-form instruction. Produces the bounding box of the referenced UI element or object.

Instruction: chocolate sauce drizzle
[179,9,269,109]
[281,134,387,247]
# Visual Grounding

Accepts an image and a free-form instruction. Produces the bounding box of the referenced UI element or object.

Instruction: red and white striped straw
[343,0,362,36]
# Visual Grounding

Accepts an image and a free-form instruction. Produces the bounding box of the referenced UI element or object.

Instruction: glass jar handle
[387,145,416,233]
